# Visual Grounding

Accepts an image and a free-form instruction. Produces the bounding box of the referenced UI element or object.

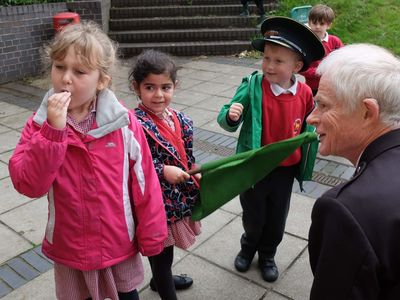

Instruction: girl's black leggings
[148,245,177,300]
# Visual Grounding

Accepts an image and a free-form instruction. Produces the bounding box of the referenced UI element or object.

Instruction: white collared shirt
[270,75,298,96]
[322,32,329,42]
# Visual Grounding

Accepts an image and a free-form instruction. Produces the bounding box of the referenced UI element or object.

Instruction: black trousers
[239,165,297,261]
[240,0,265,15]
[148,245,177,300]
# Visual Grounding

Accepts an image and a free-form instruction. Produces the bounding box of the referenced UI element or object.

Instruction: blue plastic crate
[291,5,312,24]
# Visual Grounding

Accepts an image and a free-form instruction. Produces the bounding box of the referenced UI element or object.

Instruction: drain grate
[312,172,347,187]
[194,138,235,157]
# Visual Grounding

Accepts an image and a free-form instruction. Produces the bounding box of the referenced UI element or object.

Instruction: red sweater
[261,79,314,166]
[301,34,343,91]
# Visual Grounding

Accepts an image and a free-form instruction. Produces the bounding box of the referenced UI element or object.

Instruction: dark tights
[241,0,265,15]
[148,246,177,300]
[85,289,139,300]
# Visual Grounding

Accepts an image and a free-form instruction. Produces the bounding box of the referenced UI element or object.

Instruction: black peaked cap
[252,16,325,71]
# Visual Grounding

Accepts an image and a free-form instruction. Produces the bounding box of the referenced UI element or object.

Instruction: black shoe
[149,274,193,291]
[259,258,279,282]
[234,251,252,272]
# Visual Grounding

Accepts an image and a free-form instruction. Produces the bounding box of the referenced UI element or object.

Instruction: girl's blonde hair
[44,21,118,88]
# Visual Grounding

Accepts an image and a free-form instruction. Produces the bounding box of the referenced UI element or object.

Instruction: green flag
[191,132,318,220]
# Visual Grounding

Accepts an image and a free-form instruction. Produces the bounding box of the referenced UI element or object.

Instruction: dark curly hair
[128,49,178,88]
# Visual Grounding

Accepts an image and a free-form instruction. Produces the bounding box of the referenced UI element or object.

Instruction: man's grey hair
[317,43,400,127]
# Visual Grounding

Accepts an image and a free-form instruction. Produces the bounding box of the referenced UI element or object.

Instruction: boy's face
[261,43,303,89]
[308,20,331,40]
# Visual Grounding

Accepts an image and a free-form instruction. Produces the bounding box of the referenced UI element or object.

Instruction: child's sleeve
[217,74,252,132]
[9,116,68,198]
[128,113,167,256]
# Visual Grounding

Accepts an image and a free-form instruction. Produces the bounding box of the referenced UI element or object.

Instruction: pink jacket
[9,89,167,271]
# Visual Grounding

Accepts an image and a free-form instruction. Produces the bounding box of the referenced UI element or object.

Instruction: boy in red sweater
[218,17,324,282]
[301,4,344,95]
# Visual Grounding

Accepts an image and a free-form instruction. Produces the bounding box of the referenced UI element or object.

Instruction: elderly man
[307,43,400,299]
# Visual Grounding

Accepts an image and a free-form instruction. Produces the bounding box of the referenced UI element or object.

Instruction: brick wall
[0,0,110,84]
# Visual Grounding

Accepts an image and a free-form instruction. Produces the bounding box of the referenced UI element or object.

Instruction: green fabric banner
[191,132,318,220]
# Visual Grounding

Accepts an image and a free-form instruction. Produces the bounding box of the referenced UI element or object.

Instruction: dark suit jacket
[309,129,400,300]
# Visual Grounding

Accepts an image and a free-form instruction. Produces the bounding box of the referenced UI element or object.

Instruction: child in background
[9,22,167,300]
[131,49,201,300]
[217,17,324,282]
[239,0,267,24]
[301,4,343,95]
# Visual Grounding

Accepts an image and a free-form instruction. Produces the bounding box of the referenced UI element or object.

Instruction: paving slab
[185,70,220,81]
[0,111,32,130]
[1,269,55,300]
[186,81,234,95]
[193,217,308,288]
[220,195,242,216]
[180,107,216,128]
[274,250,313,300]
[0,161,8,180]
[177,77,204,90]
[0,130,21,154]
[285,193,316,240]
[0,103,29,119]
[0,125,11,134]
[0,150,13,165]
[192,95,231,112]
[0,224,32,265]
[211,73,245,85]
[140,254,267,300]
[188,208,237,251]
[173,89,210,106]
[0,197,47,245]
[0,177,33,214]
[199,118,239,137]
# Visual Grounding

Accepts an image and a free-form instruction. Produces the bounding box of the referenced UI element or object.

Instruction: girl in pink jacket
[9,21,167,300]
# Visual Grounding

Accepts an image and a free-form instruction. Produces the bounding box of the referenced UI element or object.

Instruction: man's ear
[362,98,380,122]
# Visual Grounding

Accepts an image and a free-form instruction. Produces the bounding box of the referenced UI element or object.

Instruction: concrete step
[108,0,277,56]
[110,0,251,7]
[118,40,252,57]
[109,27,259,44]
[110,4,276,19]
[109,15,259,31]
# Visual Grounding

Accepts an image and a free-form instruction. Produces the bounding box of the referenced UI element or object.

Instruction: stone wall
[0,0,110,84]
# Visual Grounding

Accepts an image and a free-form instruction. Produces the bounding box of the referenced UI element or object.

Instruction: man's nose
[306,109,318,125]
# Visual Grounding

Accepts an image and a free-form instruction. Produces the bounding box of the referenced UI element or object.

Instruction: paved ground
[0,55,355,300]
